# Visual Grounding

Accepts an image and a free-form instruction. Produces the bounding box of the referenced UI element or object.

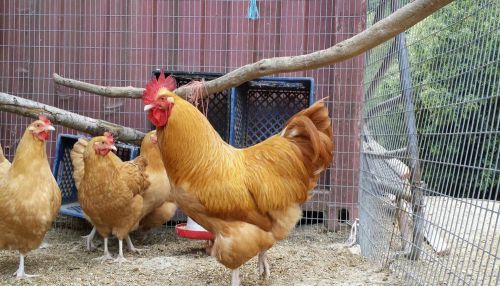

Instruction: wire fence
[359,0,500,285]
[0,0,365,231]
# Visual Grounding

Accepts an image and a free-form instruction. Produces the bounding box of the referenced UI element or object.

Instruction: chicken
[0,116,61,279]
[78,130,177,250]
[136,130,177,231]
[70,132,150,264]
[74,131,176,250]
[143,74,333,285]
[0,142,11,178]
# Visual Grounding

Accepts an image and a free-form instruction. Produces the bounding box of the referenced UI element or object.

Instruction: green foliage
[366,0,500,199]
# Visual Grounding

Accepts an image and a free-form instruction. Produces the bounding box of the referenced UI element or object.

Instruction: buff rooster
[70,132,150,264]
[143,74,333,286]
[76,131,176,250]
[0,116,61,279]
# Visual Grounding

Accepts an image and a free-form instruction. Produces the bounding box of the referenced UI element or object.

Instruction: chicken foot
[93,237,113,263]
[13,254,39,280]
[82,227,97,251]
[126,235,143,253]
[258,251,270,278]
[113,239,129,265]
[231,268,241,286]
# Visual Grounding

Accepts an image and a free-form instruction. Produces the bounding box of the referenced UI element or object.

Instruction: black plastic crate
[229,77,315,148]
[152,70,231,142]
[52,134,140,218]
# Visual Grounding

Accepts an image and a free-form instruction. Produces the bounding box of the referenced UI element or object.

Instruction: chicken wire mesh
[0,0,364,231]
[359,0,500,285]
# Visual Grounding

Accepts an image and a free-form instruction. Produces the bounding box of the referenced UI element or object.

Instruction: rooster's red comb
[38,115,51,125]
[104,132,115,143]
[143,71,177,105]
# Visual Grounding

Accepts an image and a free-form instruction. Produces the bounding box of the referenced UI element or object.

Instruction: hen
[76,131,176,249]
[143,74,333,285]
[137,130,177,231]
[0,116,61,279]
[70,132,149,264]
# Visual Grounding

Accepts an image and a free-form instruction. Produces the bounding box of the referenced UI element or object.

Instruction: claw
[126,236,143,254]
[13,254,39,281]
[93,237,112,263]
[112,255,129,266]
[113,239,129,266]
[93,253,113,264]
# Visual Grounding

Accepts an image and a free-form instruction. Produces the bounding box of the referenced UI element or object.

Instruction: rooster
[143,74,333,285]
[70,132,149,264]
[0,116,61,279]
[76,131,176,249]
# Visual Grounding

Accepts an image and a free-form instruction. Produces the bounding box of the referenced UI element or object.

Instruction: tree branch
[53,0,452,99]
[0,92,145,145]
[52,73,144,99]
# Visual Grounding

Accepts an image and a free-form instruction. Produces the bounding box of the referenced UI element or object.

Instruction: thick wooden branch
[0,93,145,145]
[53,0,453,99]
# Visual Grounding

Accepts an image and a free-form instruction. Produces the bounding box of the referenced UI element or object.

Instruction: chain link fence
[359,0,499,285]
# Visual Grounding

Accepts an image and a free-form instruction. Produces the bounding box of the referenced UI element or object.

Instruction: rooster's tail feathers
[281,100,333,177]
[70,138,89,189]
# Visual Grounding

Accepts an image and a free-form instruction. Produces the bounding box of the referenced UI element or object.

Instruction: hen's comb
[104,132,115,143]
[143,70,177,105]
[38,115,51,125]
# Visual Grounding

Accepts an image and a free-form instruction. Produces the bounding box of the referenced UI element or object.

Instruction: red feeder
[175,217,214,241]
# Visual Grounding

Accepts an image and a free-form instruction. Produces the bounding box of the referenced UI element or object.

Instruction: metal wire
[0,0,365,232]
[360,0,499,285]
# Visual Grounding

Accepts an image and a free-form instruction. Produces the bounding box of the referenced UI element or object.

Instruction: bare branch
[52,73,144,99]
[0,92,145,145]
[53,0,452,100]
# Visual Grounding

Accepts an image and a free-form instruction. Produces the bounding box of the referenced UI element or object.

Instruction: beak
[144,104,155,111]
[109,144,118,152]
[45,125,56,131]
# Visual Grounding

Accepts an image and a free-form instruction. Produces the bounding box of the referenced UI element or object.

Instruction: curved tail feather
[281,100,333,179]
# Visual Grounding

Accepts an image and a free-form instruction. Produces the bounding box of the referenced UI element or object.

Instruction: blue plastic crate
[229,77,315,148]
[153,70,231,142]
[52,134,140,219]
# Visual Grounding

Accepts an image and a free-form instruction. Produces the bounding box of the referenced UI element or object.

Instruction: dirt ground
[0,223,404,286]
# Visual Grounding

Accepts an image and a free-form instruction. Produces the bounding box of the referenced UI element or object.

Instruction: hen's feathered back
[0,143,11,178]
[70,138,88,189]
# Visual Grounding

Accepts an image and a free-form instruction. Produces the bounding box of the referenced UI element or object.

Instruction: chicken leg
[258,251,270,278]
[126,235,142,253]
[113,240,128,265]
[82,227,97,251]
[93,237,112,263]
[13,254,39,280]
[231,268,241,286]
